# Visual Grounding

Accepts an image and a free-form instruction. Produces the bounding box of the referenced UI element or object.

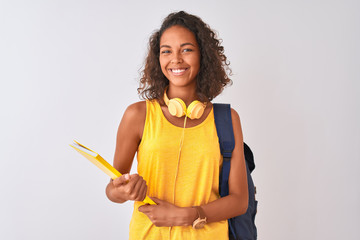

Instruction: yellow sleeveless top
[129,100,228,240]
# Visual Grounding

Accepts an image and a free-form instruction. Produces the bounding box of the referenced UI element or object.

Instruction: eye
[161,50,171,54]
[183,48,193,52]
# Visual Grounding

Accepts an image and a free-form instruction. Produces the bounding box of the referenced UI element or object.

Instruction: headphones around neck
[163,88,207,119]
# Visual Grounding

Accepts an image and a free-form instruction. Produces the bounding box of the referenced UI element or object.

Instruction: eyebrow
[160,42,196,49]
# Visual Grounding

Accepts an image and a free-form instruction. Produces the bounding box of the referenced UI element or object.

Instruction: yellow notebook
[70,140,155,205]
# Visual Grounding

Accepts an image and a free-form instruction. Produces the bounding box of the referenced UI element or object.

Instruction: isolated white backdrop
[1,0,359,239]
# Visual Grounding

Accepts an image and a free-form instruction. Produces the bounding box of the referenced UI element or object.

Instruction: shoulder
[124,101,146,118]
[230,107,241,123]
[117,101,147,141]
[212,104,240,125]
[230,107,243,140]
[126,101,146,113]
[120,101,147,131]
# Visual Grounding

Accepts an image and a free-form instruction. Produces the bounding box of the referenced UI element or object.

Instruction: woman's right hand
[106,102,148,204]
[109,173,148,203]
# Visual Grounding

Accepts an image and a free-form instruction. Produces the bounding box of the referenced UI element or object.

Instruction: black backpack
[213,103,258,240]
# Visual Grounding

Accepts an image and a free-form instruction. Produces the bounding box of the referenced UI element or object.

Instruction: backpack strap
[213,103,234,197]
[213,103,236,237]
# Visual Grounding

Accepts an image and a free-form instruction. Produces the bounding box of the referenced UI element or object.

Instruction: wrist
[184,207,198,226]
[191,206,207,229]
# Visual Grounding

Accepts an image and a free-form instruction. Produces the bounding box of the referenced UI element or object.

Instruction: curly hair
[138,11,232,102]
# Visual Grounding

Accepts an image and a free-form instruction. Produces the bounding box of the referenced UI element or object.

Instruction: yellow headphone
[163,88,207,119]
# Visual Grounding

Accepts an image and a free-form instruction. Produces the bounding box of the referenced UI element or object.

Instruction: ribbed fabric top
[129,100,228,240]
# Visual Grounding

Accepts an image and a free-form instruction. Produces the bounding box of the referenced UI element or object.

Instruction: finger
[128,173,139,180]
[123,174,140,192]
[137,177,147,201]
[138,179,148,202]
[130,176,146,200]
[149,197,162,205]
[138,204,151,213]
[113,173,130,187]
[121,174,142,200]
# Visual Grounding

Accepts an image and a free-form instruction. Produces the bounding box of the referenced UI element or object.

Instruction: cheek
[191,52,200,66]
[159,57,168,74]
[190,55,201,73]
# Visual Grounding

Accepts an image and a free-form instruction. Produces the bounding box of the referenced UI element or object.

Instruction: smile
[169,68,188,75]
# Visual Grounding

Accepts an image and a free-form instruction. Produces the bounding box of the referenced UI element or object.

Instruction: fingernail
[124,174,130,180]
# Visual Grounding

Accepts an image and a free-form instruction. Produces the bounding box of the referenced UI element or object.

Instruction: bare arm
[138,108,249,226]
[105,101,148,203]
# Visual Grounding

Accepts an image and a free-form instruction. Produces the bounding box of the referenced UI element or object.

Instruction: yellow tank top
[129,100,228,240]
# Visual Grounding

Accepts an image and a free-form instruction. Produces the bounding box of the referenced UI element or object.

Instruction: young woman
[106,11,248,240]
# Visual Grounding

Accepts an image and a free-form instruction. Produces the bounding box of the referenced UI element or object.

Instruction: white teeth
[171,69,186,73]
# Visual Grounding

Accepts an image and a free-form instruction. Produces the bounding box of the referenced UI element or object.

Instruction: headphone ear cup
[168,98,187,117]
[187,100,205,119]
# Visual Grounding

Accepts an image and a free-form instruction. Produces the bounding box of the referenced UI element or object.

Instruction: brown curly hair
[138,11,232,102]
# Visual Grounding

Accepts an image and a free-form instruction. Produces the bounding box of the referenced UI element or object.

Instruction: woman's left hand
[138,197,195,227]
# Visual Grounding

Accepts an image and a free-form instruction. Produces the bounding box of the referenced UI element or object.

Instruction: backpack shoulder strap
[213,103,234,197]
[213,103,237,237]
[213,103,235,160]
[213,104,256,173]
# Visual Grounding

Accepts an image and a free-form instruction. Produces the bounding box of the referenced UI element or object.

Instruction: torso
[129,99,228,240]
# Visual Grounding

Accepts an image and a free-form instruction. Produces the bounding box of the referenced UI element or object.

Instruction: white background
[1,0,359,239]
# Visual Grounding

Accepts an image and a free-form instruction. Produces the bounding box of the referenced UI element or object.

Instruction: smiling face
[159,25,201,88]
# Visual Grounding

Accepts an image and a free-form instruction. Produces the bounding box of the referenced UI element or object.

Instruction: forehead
[160,25,198,46]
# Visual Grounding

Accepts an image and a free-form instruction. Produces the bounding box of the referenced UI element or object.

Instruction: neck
[167,85,199,106]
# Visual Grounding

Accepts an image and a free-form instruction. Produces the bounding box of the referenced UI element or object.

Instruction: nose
[171,52,183,64]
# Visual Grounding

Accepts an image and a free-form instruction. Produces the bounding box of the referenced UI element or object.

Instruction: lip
[168,68,189,76]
